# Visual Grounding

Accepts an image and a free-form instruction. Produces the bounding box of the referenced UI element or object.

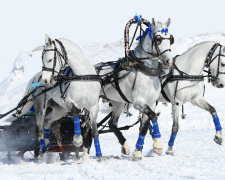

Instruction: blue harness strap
[213,114,222,131]
[74,117,81,135]
[168,133,177,147]
[94,138,102,157]
[152,120,161,138]
[44,128,50,139]
[136,134,145,150]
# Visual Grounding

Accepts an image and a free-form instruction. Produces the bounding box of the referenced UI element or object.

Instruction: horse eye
[155,35,162,45]
[221,63,225,67]
[48,59,52,63]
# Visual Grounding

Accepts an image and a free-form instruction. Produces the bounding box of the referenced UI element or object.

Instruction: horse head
[210,46,225,88]
[33,35,67,86]
[137,18,173,68]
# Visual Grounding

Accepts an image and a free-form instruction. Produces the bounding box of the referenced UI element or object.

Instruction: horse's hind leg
[191,97,222,145]
[166,104,180,155]
[108,101,130,155]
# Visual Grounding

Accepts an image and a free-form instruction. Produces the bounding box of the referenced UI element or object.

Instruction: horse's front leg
[71,106,83,148]
[89,103,103,159]
[192,97,222,145]
[166,103,180,155]
[34,103,48,155]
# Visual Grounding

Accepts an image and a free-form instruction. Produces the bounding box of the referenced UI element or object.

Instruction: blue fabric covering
[74,117,81,135]
[44,128,50,139]
[136,134,145,150]
[30,82,42,88]
[28,106,35,113]
[213,114,222,131]
[168,133,177,147]
[94,138,102,157]
[152,120,161,138]
[136,24,153,40]
[39,139,46,151]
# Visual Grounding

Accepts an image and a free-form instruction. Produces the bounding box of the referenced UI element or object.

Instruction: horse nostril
[44,80,48,84]
[166,60,169,64]
[219,84,224,88]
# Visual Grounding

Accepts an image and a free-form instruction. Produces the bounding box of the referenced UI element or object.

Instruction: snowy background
[0,0,225,179]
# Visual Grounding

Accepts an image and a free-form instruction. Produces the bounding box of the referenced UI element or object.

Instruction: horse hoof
[73,135,83,147]
[82,153,90,161]
[133,149,143,159]
[166,146,174,156]
[121,141,130,155]
[154,148,162,154]
[214,134,223,145]
[153,138,162,154]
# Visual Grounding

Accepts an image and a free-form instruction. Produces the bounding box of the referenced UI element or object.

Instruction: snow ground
[0,34,225,179]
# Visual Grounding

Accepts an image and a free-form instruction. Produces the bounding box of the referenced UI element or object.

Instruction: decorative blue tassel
[158,28,168,35]
[152,120,161,138]
[44,128,50,139]
[30,82,42,88]
[213,114,222,131]
[134,13,142,22]
[168,133,177,147]
[94,138,102,157]
[136,134,145,150]
[74,117,81,135]
[39,139,46,151]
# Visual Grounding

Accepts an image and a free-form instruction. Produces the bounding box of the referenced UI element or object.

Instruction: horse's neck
[133,36,158,68]
[57,39,96,75]
[175,42,215,75]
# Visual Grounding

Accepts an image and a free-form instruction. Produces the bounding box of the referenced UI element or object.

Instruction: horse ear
[165,18,171,28]
[152,18,156,26]
[45,34,52,46]
[32,45,44,52]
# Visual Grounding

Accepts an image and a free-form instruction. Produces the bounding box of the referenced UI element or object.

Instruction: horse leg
[34,102,48,155]
[166,104,180,155]
[71,105,83,148]
[89,103,103,158]
[191,97,222,145]
[80,109,92,160]
[133,104,159,158]
[108,101,130,155]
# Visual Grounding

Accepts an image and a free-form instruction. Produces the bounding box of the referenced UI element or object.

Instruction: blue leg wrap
[213,114,222,131]
[152,120,161,138]
[74,117,81,135]
[94,138,102,157]
[44,128,50,139]
[136,134,145,150]
[39,139,46,151]
[168,133,177,147]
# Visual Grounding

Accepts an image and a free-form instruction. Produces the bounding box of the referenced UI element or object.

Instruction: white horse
[156,41,225,155]
[96,19,173,158]
[29,36,102,158]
